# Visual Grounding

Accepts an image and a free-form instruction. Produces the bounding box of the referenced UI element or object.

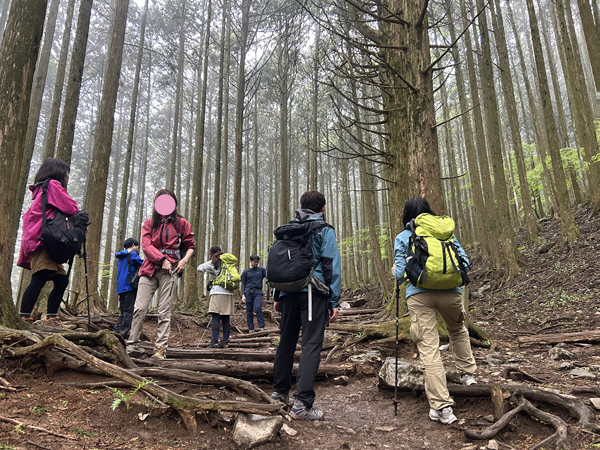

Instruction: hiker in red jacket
[18,158,79,326]
[126,189,195,359]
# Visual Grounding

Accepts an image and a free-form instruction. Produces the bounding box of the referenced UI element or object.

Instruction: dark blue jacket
[241,266,266,295]
[115,250,143,294]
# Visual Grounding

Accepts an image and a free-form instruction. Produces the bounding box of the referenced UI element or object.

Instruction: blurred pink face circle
[155,194,176,216]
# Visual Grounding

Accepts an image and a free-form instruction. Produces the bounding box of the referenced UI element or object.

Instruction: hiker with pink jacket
[17,158,79,326]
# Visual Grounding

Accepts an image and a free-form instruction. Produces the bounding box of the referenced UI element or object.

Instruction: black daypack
[126,252,140,290]
[266,220,331,292]
[39,179,89,265]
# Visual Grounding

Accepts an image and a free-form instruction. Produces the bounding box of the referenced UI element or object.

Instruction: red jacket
[138,216,195,278]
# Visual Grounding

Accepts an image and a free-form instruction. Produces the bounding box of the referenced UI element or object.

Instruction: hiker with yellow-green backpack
[393,197,477,426]
[197,245,241,348]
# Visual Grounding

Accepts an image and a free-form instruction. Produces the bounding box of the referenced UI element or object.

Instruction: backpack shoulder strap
[308,220,332,235]
[40,179,50,230]
[126,252,134,279]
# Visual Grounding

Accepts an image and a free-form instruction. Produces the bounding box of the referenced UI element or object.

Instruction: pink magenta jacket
[17,179,79,270]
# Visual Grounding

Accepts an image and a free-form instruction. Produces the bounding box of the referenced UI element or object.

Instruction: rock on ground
[232,413,283,449]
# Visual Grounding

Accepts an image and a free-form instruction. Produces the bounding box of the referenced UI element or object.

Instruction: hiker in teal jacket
[393,197,476,426]
[272,190,341,421]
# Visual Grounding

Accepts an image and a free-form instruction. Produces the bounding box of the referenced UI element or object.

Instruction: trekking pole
[394,278,400,416]
[308,283,313,322]
[82,239,91,332]
[197,315,212,347]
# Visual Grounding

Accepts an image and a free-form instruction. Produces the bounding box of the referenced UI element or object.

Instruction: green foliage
[107,379,156,411]
[0,444,16,450]
[31,405,49,413]
[73,428,98,437]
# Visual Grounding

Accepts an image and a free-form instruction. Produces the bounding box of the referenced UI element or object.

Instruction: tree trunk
[525,0,579,244]
[184,0,212,310]
[77,0,129,313]
[491,0,540,241]
[577,0,600,92]
[0,0,47,327]
[231,0,251,260]
[309,26,320,191]
[43,0,76,160]
[555,0,600,212]
[14,0,61,236]
[446,2,489,253]
[55,0,93,166]
[278,32,291,223]
[168,0,186,191]
[115,0,148,264]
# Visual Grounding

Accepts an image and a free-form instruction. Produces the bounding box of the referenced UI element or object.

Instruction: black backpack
[266,220,331,292]
[39,179,90,265]
[126,252,140,290]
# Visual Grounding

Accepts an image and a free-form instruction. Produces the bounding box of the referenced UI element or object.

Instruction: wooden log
[518,330,600,347]
[131,357,355,380]
[338,309,381,316]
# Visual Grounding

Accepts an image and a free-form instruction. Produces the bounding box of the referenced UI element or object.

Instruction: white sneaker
[460,373,477,385]
[429,406,457,424]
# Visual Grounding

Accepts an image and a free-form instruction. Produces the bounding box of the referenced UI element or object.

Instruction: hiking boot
[151,344,167,359]
[208,339,220,348]
[248,329,256,334]
[271,391,293,405]
[290,400,323,420]
[219,340,229,348]
[259,327,265,331]
[126,343,146,358]
[429,406,457,424]
[460,373,477,386]
[21,317,34,325]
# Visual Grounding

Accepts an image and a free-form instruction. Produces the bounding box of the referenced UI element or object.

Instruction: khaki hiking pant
[407,291,477,411]
[128,269,178,349]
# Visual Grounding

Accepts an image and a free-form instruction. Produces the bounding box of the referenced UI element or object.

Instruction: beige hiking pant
[128,269,178,349]
[407,291,477,410]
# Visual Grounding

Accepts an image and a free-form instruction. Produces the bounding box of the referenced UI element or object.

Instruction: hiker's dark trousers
[245,290,265,330]
[273,290,329,408]
[113,289,136,338]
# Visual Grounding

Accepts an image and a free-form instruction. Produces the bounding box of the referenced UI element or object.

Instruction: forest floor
[1,205,600,450]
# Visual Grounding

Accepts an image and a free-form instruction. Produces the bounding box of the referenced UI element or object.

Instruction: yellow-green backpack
[403,213,469,290]
[213,253,241,291]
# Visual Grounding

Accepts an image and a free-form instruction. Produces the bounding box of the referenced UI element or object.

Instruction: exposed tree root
[0,415,77,440]
[1,327,281,431]
[464,400,525,439]
[516,395,569,450]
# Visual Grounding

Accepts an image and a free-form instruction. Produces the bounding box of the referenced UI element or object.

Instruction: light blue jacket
[393,227,469,298]
[279,209,342,309]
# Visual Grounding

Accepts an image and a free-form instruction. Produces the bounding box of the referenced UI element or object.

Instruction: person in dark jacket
[113,238,143,339]
[271,190,341,420]
[241,254,267,332]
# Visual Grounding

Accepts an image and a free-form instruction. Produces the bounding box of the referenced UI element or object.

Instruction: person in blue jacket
[271,190,341,420]
[393,197,477,426]
[241,254,267,332]
[113,237,143,339]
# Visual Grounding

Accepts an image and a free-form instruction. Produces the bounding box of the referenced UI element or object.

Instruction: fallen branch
[518,330,600,347]
[501,366,545,384]
[0,415,76,440]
